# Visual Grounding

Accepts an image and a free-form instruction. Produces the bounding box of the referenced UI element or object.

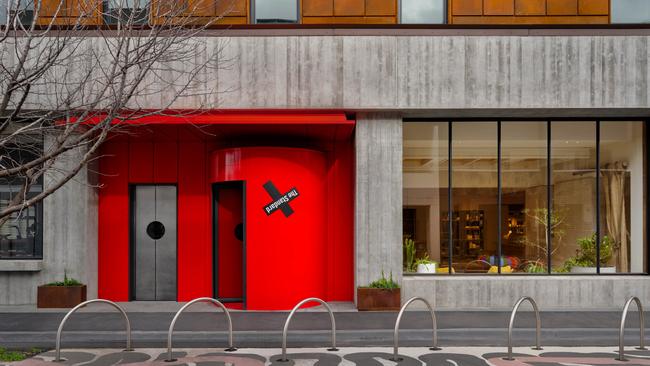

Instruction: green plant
[524,261,546,273]
[403,237,416,272]
[366,271,400,290]
[561,233,613,271]
[45,271,83,287]
[414,255,437,267]
[0,348,41,362]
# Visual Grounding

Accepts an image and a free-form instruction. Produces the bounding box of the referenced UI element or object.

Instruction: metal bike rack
[616,296,647,361]
[166,297,236,362]
[278,297,338,362]
[54,299,133,362]
[504,296,542,361]
[390,296,441,362]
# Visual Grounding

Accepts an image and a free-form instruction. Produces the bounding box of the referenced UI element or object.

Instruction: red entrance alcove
[97,112,354,309]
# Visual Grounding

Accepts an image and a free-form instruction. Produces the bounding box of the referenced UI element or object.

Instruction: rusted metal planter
[357,288,401,311]
[37,285,87,308]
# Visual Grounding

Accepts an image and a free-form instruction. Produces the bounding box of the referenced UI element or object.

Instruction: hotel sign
[263,180,300,217]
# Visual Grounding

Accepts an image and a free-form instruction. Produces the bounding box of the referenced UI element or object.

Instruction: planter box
[357,288,400,311]
[37,285,87,308]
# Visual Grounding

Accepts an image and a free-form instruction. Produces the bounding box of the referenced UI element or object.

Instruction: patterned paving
[5,347,650,366]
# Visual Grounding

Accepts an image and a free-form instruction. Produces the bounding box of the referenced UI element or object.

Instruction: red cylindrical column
[211,147,328,310]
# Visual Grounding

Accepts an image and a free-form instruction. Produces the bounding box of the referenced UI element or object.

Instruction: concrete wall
[403,275,650,310]
[355,113,403,288]
[0,135,98,305]
[1,34,648,113]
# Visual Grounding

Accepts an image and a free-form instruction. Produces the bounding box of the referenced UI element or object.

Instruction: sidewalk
[6,347,650,366]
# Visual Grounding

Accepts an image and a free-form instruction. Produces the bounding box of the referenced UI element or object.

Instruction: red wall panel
[177,142,212,300]
[98,139,130,300]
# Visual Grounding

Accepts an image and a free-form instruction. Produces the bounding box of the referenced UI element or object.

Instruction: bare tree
[0,0,231,226]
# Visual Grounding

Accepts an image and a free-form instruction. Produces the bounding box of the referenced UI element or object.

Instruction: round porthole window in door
[146,221,166,240]
[234,223,243,241]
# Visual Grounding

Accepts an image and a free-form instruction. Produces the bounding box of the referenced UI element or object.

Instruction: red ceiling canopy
[76,110,354,126]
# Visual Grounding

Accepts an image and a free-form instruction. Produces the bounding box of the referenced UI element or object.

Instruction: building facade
[1,0,649,310]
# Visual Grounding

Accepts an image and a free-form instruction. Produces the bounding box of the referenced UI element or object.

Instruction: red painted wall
[97,119,354,309]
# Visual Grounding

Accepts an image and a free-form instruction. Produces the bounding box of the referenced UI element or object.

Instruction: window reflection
[501,122,548,274]
[254,0,297,23]
[611,0,650,23]
[401,0,446,24]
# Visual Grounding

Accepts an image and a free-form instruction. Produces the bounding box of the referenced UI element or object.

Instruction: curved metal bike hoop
[278,297,338,362]
[166,297,236,362]
[391,297,441,361]
[505,296,542,361]
[617,296,647,361]
[55,299,132,362]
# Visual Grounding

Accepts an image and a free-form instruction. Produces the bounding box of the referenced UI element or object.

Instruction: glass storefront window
[550,122,597,273]
[451,122,498,274]
[401,0,446,24]
[600,122,646,273]
[611,0,650,23]
[403,121,647,275]
[501,122,548,274]
[254,0,298,23]
[403,122,448,274]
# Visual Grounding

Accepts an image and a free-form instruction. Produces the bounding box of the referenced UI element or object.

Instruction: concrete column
[0,133,98,304]
[42,134,98,299]
[355,113,403,290]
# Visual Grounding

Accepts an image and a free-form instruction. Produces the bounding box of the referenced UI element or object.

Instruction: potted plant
[357,271,400,311]
[562,233,616,274]
[415,255,438,274]
[403,237,416,273]
[37,272,86,308]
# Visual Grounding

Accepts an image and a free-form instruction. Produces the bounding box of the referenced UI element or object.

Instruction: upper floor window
[611,0,650,23]
[104,0,150,24]
[0,1,35,26]
[253,0,298,23]
[0,139,44,260]
[401,0,446,24]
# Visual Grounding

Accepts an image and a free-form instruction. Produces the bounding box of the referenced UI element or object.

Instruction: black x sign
[263,181,300,217]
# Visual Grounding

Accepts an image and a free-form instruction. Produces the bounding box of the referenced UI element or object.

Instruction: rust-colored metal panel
[547,0,577,15]
[187,0,216,16]
[484,0,514,15]
[36,0,102,25]
[364,15,396,23]
[451,0,483,16]
[514,0,546,15]
[301,16,334,23]
[216,0,247,17]
[450,14,609,23]
[37,0,63,17]
[334,0,365,15]
[303,0,334,16]
[578,0,608,15]
[365,0,396,16]
[215,16,248,24]
[331,15,366,22]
